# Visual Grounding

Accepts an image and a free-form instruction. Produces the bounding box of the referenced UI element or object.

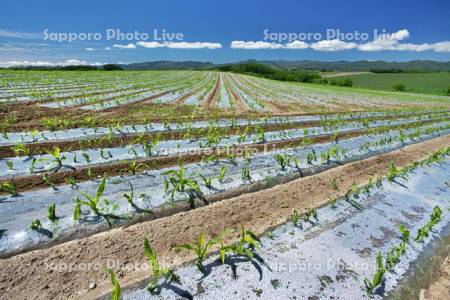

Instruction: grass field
[330,72,450,95]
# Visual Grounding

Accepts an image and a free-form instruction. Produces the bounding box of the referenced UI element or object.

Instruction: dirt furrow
[203,74,220,110]
[223,75,250,112]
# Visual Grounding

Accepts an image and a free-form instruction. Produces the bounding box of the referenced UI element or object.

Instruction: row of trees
[216,62,321,83]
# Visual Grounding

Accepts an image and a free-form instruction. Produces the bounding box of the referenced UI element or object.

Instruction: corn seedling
[123,181,136,206]
[415,227,429,242]
[398,225,410,243]
[65,176,77,188]
[290,210,301,227]
[11,143,30,157]
[415,206,442,242]
[47,203,57,222]
[142,134,160,156]
[430,205,442,224]
[129,160,148,175]
[241,166,251,181]
[320,151,331,165]
[363,177,373,195]
[104,268,121,300]
[47,146,73,171]
[175,230,220,273]
[81,152,91,163]
[198,174,213,189]
[203,154,219,164]
[144,238,180,294]
[385,242,406,270]
[86,166,93,179]
[387,161,403,182]
[375,175,383,189]
[30,219,43,231]
[229,225,261,260]
[274,153,291,171]
[255,126,265,143]
[331,178,338,191]
[100,148,109,160]
[73,177,110,225]
[0,182,18,196]
[345,183,363,210]
[6,160,13,171]
[306,149,317,165]
[219,166,227,183]
[226,154,238,166]
[163,176,169,193]
[128,147,138,158]
[363,251,385,294]
[29,158,38,174]
[350,181,361,199]
[329,197,337,209]
[163,164,200,201]
[42,173,57,190]
[243,148,252,163]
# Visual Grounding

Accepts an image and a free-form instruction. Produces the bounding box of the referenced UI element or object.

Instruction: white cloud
[284,40,309,49]
[0,60,55,67]
[228,29,450,53]
[136,41,165,48]
[357,29,450,53]
[0,28,42,39]
[230,41,283,49]
[230,39,356,51]
[358,29,408,51]
[85,48,94,51]
[393,29,410,41]
[0,59,103,67]
[395,43,432,52]
[164,42,222,49]
[376,29,410,42]
[359,40,450,52]
[358,39,398,51]
[310,39,357,51]
[104,46,111,50]
[136,41,222,49]
[432,41,450,53]
[112,43,136,49]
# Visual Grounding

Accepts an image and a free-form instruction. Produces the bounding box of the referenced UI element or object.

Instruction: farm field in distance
[0,69,450,300]
[328,71,450,95]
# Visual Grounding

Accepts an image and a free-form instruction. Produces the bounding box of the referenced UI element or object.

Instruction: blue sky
[0,0,449,66]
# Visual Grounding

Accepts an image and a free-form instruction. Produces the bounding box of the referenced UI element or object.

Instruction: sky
[0,0,449,66]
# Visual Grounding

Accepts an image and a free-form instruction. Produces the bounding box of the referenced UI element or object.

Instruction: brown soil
[203,74,221,110]
[420,256,450,300]
[173,75,217,106]
[223,76,249,112]
[173,93,193,105]
[1,118,443,194]
[2,94,446,132]
[0,135,448,300]
[263,99,295,113]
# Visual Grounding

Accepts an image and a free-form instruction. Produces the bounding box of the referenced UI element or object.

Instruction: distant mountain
[247,60,450,72]
[118,60,450,72]
[120,60,215,70]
